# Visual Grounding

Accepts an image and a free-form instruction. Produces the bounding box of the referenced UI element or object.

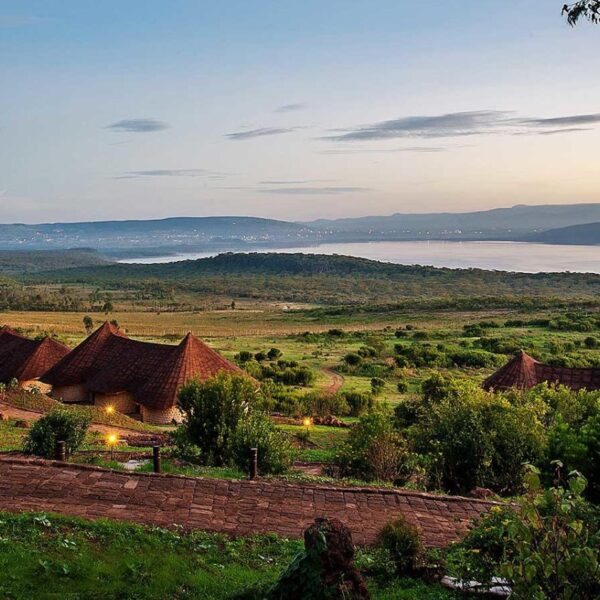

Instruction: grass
[0,511,461,600]
[0,420,27,451]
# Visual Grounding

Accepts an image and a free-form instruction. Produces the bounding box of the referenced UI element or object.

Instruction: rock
[469,487,495,499]
[267,517,370,599]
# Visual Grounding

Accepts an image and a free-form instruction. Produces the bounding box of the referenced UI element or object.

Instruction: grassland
[0,511,460,600]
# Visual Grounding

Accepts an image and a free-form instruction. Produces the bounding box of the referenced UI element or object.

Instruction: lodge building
[483,350,600,392]
[40,322,243,424]
[0,326,70,392]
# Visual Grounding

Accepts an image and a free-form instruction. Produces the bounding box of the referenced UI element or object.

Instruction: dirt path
[322,368,345,394]
[0,456,496,548]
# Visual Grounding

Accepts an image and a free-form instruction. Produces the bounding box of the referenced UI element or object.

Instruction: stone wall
[140,405,183,425]
[94,392,137,414]
[51,384,88,403]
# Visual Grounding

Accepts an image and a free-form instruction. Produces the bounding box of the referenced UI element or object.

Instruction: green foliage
[24,409,90,458]
[412,377,546,494]
[378,517,423,576]
[563,1,600,26]
[231,412,294,475]
[336,411,408,482]
[449,469,600,598]
[177,373,258,467]
[301,391,349,418]
[343,391,376,416]
[371,377,386,395]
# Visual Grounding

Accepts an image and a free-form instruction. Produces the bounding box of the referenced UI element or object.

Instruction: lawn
[0,511,461,600]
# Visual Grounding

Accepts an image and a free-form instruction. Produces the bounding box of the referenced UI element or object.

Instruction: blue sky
[1,1,599,223]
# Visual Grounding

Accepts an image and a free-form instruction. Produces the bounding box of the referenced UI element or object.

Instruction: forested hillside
[25,252,600,307]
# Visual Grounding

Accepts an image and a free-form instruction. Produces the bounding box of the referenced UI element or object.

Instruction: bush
[231,412,294,475]
[370,377,386,395]
[24,409,90,458]
[412,378,546,494]
[177,373,258,466]
[343,391,375,416]
[267,347,282,360]
[235,351,253,364]
[301,391,349,418]
[584,336,599,349]
[450,468,600,599]
[378,516,423,576]
[336,411,408,482]
[396,379,408,393]
[343,353,362,367]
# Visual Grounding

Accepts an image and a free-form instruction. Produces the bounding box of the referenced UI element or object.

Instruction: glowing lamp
[302,417,312,428]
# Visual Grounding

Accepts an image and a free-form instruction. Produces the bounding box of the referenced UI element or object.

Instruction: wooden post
[249,447,258,480]
[153,445,161,473]
[55,440,66,462]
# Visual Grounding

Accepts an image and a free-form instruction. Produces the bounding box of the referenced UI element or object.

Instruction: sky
[1,0,599,223]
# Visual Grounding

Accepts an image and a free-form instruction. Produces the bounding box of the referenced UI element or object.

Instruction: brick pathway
[0,456,496,547]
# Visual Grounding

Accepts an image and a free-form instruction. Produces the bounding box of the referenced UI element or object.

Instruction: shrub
[235,351,253,363]
[231,412,294,475]
[584,336,599,349]
[343,391,375,416]
[396,379,408,393]
[177,373,258,466]
[254,351,267,362]
[450,468,600,599]
[336,411,408,482]
[370,377,386,395]
[412,378,546,494]
[267,347,282,360]
[343,353,362,367]
[24,409,90,458]
[378,516,423,576]
[302,391,349,418]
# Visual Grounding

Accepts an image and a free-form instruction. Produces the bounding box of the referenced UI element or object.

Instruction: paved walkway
[0,456,496,547]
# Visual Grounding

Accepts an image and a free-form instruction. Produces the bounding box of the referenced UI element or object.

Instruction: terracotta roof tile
[484,350,600,392]
[0,326,70,383]
[43,323,243,409]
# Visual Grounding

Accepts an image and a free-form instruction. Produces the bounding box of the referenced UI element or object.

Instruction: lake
[118,240,600,274]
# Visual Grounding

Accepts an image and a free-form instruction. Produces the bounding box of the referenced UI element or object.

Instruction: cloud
[517,113,600,127]
[535,128,593,136]
[275,103,307,113]
[319,146,446,154]
[324,111,510,141]
[258,179,336,184]
[225,127,298,140]
[118,169,206,179]
[107,119,170,133]
[260,186,369,195]
[324,110,600,142]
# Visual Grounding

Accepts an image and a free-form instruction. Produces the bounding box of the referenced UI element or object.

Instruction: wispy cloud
[225,127,298,140]
[533,128,592,136]
[258,179,336,184]
[516,113,600,127]
[107,119,170,133]
[115,169,224,179]
[324,111,509,141]
[324,110,600,142]
[275,103,307,113]
[260,186,369,195]
[319,146,446,155]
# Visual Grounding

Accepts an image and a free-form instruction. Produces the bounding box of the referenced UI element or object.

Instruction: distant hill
[0,216,315,252]
[306,203,600,239]
[29,252,600,305]
[0,248,111,275]
[530,222,600,245]
[2,204,600,254]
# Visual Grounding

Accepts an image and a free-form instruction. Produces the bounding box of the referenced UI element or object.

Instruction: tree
[177,373,257,466]
[563,1,600,25]
[83,315,93,334]
[102,300,114,315]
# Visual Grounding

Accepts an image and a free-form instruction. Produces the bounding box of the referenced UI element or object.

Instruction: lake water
[118,240,600,274]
